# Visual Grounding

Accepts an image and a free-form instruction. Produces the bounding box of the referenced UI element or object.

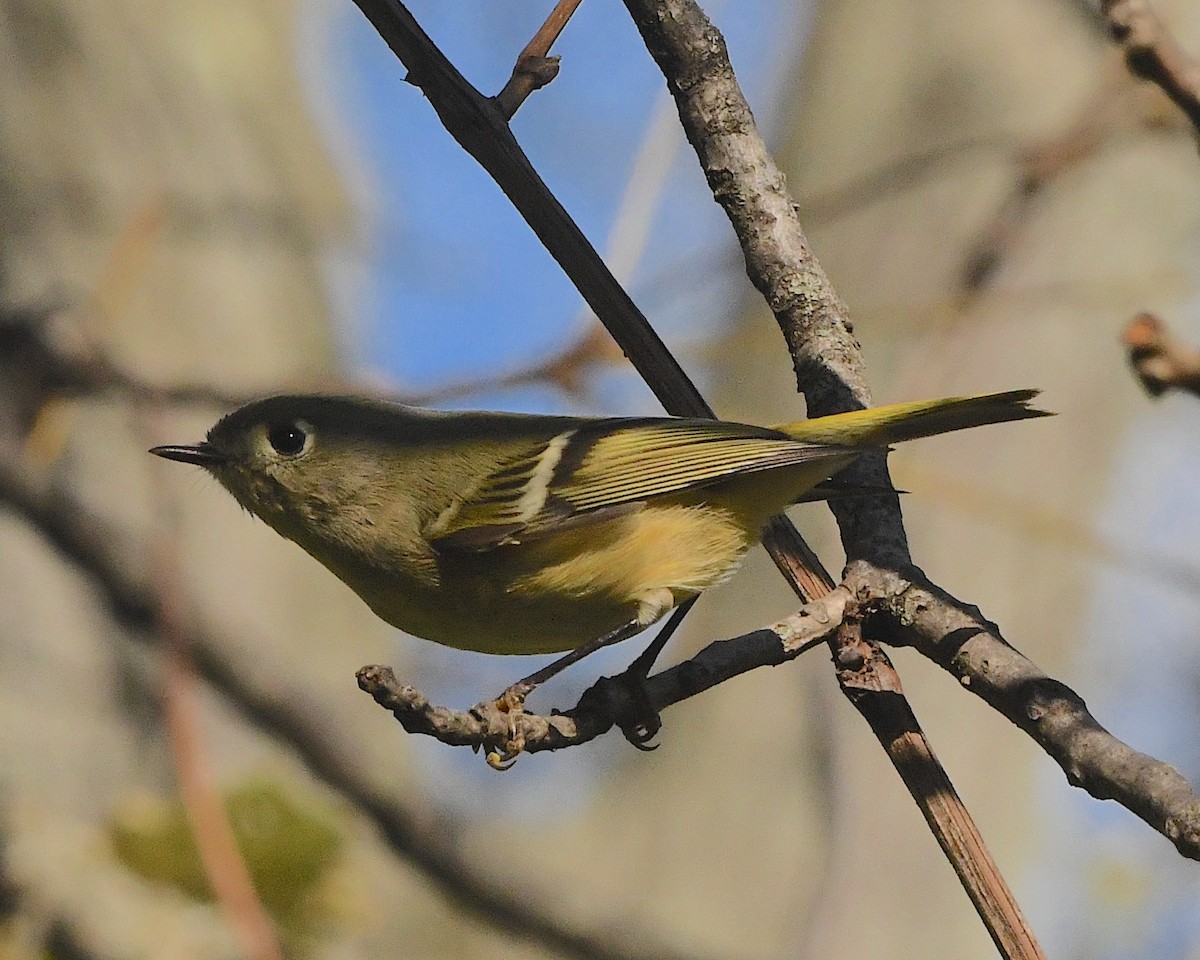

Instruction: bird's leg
[499,619,646,706]
[608,596,697,750]
[486,618,646,769]
[486,589,678,768]
[625,596,696,681]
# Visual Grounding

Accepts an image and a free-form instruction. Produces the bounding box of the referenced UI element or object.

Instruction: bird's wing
[427,418,858,552]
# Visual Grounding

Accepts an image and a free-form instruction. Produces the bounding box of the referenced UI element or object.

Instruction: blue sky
[323,0,809,407]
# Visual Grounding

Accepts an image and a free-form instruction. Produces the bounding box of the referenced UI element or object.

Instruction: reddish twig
[494,0,586,119]
[1122,311,1200,397]
[831,611,1045,960]
[161,606,284,960]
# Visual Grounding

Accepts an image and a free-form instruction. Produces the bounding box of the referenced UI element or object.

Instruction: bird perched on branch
[152,389,1049,757]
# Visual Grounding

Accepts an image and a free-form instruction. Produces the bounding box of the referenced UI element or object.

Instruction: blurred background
[1,0,1199,957]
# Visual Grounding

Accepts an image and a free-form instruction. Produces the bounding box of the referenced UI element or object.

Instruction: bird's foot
[482,680,535,770]
[580,669,663,751]
[613,669,662,750]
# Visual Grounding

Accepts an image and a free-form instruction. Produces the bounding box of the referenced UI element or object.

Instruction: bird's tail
[773,389,1051,447]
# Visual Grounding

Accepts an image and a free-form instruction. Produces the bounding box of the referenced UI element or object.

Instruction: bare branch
[619,0,908,568]
[356,588,852,758]
[360,551,1200,862]
[349,0,706,418]
[830,612,1045,960]
[1103,0,1200,132]
[847,560,1200,861]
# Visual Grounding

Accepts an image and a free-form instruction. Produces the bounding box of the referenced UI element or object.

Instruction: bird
[151,389,1048,745]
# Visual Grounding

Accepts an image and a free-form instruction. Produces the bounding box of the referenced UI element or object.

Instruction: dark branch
[356,589,852,758]
[348,0,834,602]
[851,560,1200,861]
[1103,0,1200,132]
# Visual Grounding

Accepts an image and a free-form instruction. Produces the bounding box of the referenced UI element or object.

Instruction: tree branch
[356,588,853,758]
[619,0,908,568]
[357,552,1200,862]
[848,560,1200,860]
[1122,311,1200,398]
[1103,0,1200,132]
[830,612,1044,960]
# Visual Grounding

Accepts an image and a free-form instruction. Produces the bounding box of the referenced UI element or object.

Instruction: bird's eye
[266,421,309,457]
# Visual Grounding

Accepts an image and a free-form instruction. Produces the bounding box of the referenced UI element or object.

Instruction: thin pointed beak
[149,442,228,467]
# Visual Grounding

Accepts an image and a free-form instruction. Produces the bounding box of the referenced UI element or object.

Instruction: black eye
[266,422,309,456]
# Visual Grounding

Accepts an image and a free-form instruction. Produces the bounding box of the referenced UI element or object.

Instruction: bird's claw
[481,682,533,770]
[485,748,520,771]
[619,714,662,751]
[579,669,664,752]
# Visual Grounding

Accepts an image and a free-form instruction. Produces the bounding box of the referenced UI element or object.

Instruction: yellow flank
[511,503,749,607]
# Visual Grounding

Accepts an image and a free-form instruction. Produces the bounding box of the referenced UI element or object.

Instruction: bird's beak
[149,442,228,467]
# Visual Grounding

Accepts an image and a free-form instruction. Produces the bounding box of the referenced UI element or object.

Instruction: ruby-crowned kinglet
[151,390,1047,689]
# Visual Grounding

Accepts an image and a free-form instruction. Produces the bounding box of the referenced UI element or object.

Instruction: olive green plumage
[151,390,1048,655]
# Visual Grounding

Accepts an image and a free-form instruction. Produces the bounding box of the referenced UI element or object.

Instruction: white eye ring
[265,419,313,458]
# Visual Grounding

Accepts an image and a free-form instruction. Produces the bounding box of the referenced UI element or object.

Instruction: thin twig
[494,0,585,119]
[831,612,1045,960]
[1122,311,1200,398]
[1103,0,1200,132]
[356,589,853,757]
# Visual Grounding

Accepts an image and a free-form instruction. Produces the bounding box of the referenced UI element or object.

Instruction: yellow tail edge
[773,389,1052,447]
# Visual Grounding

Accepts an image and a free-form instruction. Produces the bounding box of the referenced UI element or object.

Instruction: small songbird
[151,390,1048,717]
